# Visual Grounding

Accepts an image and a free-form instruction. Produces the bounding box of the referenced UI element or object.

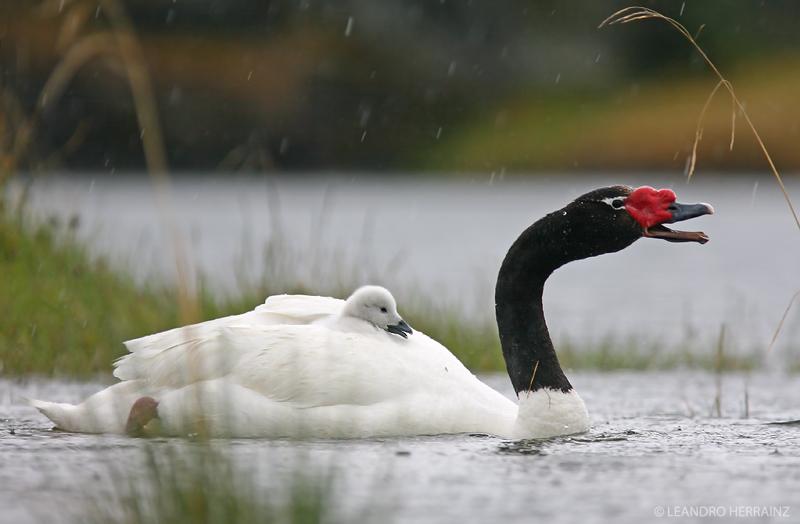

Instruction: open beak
[643,202,714,244]
[386,319,413,338]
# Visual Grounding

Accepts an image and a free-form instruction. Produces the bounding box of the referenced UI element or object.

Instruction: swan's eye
[601,196,626,209]
[380,307,388,313]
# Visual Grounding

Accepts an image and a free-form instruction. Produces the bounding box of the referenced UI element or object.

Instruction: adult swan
[33,185,713,439]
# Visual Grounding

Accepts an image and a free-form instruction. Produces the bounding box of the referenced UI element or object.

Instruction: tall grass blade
[767,290,800,354]
[600,6,800,233]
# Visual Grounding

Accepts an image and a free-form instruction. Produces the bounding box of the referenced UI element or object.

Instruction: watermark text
[653,505,790,519]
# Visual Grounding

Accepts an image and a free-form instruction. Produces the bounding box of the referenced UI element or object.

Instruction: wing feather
[114,294,346,381]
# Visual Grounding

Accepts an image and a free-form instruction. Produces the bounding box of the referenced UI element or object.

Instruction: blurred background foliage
[2,0,800,174]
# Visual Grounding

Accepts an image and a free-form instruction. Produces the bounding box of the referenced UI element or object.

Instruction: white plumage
[31,287,588,439]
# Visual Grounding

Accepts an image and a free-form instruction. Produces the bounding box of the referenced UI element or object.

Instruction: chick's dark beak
[386,319,413,338]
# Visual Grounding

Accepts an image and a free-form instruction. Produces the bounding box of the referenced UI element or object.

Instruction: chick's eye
[380,307,388,313]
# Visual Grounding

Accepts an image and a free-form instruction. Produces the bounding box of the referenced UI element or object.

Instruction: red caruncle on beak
[624,186,677,229]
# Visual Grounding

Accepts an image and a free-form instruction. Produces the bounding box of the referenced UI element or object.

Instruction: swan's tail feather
[30,399,79,431]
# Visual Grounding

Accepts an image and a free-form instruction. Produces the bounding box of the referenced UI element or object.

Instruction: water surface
[2,372,799,523]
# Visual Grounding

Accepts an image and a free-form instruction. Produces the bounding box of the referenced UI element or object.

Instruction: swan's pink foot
[125,396,159,436]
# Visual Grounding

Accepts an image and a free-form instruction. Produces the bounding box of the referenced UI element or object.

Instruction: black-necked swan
[32,185,712,439]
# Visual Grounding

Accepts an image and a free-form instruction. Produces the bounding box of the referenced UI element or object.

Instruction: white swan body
[31,288,588,439]
[35,184,713,440]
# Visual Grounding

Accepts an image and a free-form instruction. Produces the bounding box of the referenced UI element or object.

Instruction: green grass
[85,442,348,524]
[0,213,247,376]
[558,335,760,372]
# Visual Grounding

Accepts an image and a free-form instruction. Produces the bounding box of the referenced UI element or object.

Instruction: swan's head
[559,185,714,257]
[343,285,413,338]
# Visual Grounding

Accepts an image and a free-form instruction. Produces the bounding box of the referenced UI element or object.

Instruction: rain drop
[750,181,759,207]
[447,61,457,77]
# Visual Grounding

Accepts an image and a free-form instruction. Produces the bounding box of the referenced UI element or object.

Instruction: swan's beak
[643,202,714,244]
[386,319,413,338]
[665,202,715,223]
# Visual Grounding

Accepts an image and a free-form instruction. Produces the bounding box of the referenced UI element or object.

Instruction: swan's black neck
[495,203,635,395]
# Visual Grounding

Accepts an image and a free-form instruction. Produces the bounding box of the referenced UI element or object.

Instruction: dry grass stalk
[686,79,728,178]
[5,0,199,324]
[601,5,800,355]
[96,0,199,324]
[713,324,725,417]
[600,6,800,232]
[742,383,749,419]
[767,290,800,354]
[526,360,540,394]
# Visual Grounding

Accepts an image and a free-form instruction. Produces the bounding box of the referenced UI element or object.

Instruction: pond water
[2,372,799,523]
[10,173,800,353]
